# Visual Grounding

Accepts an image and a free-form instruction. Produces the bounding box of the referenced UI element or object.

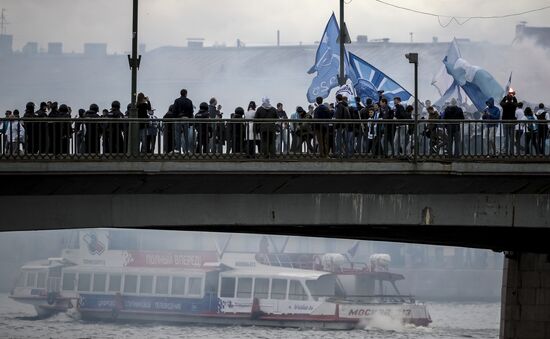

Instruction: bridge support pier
[501,252,550,339]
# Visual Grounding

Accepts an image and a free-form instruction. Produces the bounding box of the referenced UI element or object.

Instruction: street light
[127,0,141,156]
[405,53,419,161]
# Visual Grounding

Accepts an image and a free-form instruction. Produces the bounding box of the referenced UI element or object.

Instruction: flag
[441,39,504,112]
[505,72,513,93]
[348,52,412,104]
[306,14,355,103]
[347,241,360,258]
[335,84,355,100]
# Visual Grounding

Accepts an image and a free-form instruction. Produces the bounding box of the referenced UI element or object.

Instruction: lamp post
[405,53,419,162]
[128,0,141,156]
[338,0,351,86]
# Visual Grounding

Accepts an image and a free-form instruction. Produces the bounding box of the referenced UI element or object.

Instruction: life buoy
[47,292,56,305]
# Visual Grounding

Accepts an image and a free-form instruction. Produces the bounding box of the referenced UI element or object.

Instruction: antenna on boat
[214,234,232,259]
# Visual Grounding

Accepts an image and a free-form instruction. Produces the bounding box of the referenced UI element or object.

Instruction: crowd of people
[1,88,548,158]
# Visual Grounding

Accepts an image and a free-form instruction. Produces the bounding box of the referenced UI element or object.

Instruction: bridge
[1,118,550,338]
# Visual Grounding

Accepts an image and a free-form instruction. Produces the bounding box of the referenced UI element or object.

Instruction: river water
[0,294,499,339]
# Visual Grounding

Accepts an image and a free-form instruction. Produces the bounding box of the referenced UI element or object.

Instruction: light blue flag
[306,14,355,103]
[348,52,412,104]
[442,39,504,112]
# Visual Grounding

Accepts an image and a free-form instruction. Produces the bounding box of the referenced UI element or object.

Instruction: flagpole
[338,0,345,86]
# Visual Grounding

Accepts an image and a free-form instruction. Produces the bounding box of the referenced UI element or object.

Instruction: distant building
[356,35,368,43]
[84,43,107,57]
[139,43,146,54]
[0,34,12,56]
[47,42,62,55]
[516,22,550,48]
[187,38,204,48]
[22,42,38,55]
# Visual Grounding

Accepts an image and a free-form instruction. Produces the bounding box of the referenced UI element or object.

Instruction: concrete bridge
[1,159,549,338]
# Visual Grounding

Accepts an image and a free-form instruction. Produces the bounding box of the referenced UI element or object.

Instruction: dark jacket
[254,106,278,133]
[173,96,194,119]
[313,104,332,120]
[500,95,518,120]
[394,103,407,120]
[443,106,465,120]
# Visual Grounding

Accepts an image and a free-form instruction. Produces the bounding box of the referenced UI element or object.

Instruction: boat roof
[220,264,331,280]
[21,259,65,270]
[62,265,218,275]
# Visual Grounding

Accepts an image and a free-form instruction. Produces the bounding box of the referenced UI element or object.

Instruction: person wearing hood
[75,108,86,155]
[482,97,500,156]
[334,94,351,157]
[104,101,125,154]
[254,97,278,158]
[244,101,259,158]
[84,103,101,154]
[194,102,211,155]
[162,105,176,154]
[207,97,223,154]
[56,104,72,155]
[443,98,465,157]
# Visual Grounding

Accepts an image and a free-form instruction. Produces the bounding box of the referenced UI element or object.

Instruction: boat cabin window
[236,277,252,299]
[123,275,138,294]
[155,276,169,295]
[26,272,36,287]
[93,273,107,292]
[78,273,92,292]
[171,277,186,295]
[253,278,269,299]
[270,279,287,300]
[289,280,308,301]
[139,276,154,294]
[62,273,76,291]
[188,277,202,297]
[220,277,236,298]
[36,272,47,289]
[108,274,122,293]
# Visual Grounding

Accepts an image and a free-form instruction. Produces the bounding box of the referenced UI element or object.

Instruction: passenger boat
[10,230,431,328]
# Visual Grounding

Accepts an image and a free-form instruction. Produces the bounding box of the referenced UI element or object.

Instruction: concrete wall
[501,252,550,338]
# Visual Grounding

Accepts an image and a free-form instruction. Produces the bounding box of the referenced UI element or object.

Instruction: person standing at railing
[275,103,289,155]
[535,103,548,155]
[22,102,37,155]
[0,111,9,154]
[172,89,195,154]
[84,104,101,154]
[313,97,331,158]
[482,97,500,156]
[5,110,24,155]
[208,98,223,154]
[195,102,211,155]
[334,94,351,158]
[228,107,245,154]
[47,102,61,154]
[254,97,279,158]
[245,101,259,158]
[162,105,175,154]
[393,97,409,157]
[55,104,71,155]
[514,102,525,155]
[145,108,159,154]
[104,101,125,155]
[500,91,518,155]
[294,107,315,154]
[137,93,151,154]
[443,98,465,158]
[75,109,86,155]
[35,102,49,154]
[378,97,395,157]
[523,107,540,155]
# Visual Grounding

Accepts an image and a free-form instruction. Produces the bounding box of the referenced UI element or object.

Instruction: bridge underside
[1,161,549,252]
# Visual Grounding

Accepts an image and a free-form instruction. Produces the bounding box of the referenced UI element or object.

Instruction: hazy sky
[2,0,550,52]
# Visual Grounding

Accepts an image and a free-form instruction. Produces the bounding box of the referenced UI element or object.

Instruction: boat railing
[326,294,416,304]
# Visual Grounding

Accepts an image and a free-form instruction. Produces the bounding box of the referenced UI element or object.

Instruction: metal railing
[1,117,549,161]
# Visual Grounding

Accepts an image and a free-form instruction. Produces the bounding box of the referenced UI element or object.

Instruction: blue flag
[306,14,355,103]
[348,52,412,104]
[441,39,504,112]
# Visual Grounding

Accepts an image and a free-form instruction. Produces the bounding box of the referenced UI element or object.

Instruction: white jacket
[245,109,259,140]
[7,119,25,142]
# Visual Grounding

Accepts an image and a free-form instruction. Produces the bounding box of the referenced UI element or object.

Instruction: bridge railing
[0,117,549,161]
